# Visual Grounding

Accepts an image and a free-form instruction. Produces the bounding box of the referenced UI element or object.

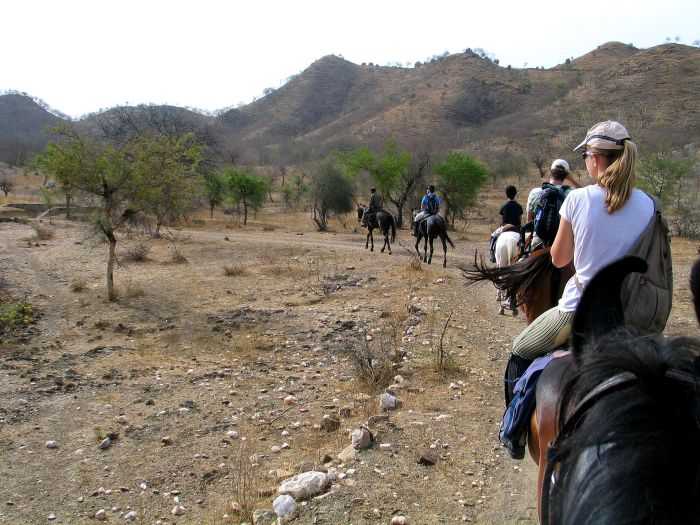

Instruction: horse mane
[548,255,700,524]
[462,248,554,306]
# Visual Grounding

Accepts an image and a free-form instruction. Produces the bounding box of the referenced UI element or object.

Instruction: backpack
[533,183,569,246]
[620,195,673,333]
[426,194,438,214]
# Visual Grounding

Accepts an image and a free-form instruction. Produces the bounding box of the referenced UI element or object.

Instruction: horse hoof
[512,309,518,317]
[499,308,505,315]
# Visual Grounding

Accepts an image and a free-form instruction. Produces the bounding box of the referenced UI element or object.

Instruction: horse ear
[571,255,648,354]
[691,257,700,326]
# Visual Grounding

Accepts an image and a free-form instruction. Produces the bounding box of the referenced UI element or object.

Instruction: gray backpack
[620,195,673,333]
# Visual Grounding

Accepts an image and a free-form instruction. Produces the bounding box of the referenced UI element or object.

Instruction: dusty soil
[0,202,698,525]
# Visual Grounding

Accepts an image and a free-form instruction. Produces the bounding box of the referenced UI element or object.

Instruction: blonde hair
[590,140,638,213]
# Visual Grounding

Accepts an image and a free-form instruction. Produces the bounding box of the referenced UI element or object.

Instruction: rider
[411,184,440,236]
[502,121,655,460]
[361,187,383,226]
[505,121,655,405]
[490,185,523,262]
[520,159,581,250]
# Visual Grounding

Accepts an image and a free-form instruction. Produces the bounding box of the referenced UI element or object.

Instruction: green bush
[0,300,33,332]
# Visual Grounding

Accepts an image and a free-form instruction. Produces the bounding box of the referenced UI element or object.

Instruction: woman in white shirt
[505,121,654,403]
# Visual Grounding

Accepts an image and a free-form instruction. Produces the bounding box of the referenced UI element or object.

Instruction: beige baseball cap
[573,120,630,151]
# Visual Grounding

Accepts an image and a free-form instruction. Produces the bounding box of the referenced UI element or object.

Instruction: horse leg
[441,235,448,268]
[365,230,370,250]
[428,237,435,265]
[368,229,374,251]
[498,289,505,315]
[422,237,428,263]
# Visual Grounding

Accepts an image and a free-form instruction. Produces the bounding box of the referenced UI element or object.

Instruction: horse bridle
[539,368,699,525]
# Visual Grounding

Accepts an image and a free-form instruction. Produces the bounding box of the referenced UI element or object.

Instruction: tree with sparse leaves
[33,123,202,300]
[223,168,269,226]
[432,152,489,227]
[309,161,355,231]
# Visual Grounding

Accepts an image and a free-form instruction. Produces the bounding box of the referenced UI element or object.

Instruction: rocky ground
[0,206,698,525]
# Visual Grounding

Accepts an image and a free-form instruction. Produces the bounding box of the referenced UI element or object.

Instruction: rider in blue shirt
[411,184,440,236]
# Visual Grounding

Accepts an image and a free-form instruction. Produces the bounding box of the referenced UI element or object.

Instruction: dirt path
[1,218,696,524]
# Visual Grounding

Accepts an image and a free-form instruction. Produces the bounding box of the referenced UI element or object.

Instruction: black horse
[413,211,455,268]
[357,205,396,254]
[538,256,700,524]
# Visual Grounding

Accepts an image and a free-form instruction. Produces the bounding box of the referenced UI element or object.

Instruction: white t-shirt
[557,185,654,312]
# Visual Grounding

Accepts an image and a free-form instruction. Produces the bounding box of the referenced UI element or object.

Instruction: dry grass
[123,242,151,262]
[223,262,246,276]
[31,222,54,239]
[118,277,145,298]
[70,279,86,292]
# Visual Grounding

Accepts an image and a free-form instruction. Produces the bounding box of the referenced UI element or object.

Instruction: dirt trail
[1,217,697,524]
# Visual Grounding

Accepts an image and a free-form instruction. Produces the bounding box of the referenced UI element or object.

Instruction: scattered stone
[45,440,59,449]
[171,505,186,515]
[351,426,373,450]
[271,445,281,453]
[124,510,137,521]
[418,450,440,466]
[252,509,276,524]
[98,438,111,450]
[226,430,239,439]
[379,443,391,449]
[161,436,173,445]
[366,334,373,341]
[391,516,407,525]
[320,416,340,432]
[278,471,329,499]
[48,514,56,521]
[337,445,357,462]
[368,413,389,425]
[379,393,396,410]
[273,494,296,518]
[283,395,296,405]
[95,509,107,521]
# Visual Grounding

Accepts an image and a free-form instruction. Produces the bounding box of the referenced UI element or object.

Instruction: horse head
[541,256,700,525]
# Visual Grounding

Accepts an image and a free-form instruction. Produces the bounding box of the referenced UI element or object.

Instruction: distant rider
[412,184,440,236]
[361,187,383,226]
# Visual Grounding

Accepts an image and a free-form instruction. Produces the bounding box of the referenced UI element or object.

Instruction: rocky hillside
[1,42,698,166]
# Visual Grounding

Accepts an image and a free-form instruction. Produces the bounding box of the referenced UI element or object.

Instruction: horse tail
[461,248,554,306]
[391,216,396,242]
[445,231,455,249]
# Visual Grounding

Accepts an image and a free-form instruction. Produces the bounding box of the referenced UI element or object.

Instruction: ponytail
[594,140,638,213]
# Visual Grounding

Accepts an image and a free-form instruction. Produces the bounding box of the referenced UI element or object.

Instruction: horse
[412,211,455,268]
[536,255,700,524]
[463,246,574,324]
[357,205,396,254]
[494,228,521,315]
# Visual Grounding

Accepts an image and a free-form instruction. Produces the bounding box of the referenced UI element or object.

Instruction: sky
[2,0,698,119]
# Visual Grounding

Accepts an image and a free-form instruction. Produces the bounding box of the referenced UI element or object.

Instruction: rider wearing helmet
[411,184,440,236]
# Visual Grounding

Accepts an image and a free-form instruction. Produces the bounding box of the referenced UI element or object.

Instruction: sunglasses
[581,151,595,160]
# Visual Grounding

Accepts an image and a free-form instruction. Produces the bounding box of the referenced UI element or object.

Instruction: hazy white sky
[3,0,698,118]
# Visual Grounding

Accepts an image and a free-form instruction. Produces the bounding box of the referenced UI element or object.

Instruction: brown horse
[463,247,574,324]
[462,248,575,509]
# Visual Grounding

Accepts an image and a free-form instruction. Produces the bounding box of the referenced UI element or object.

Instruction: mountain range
[1,42,698,168]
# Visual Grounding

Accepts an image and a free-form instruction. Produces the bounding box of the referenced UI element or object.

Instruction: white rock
[273,494,297,517]
[171,505,186,515]
[379,393,397,410]
[98,438,111,450]
[271,445,281,453]
[45,440,59,449]
[178,407,189,414]
[139,482,147,491]
[351,427,373,450]
[283,395,296,405]
[338,445,357,462]
[116,415,128,424]
[124,510,137,521]
[95,509,108,521]
[449,383,459,389]
[226,430,239,439]
[278,471,329,499]
[391,516,407,525]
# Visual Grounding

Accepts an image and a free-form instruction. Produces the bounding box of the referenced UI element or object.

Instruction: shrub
[70,279,86,292]
[223,263,246,276]
[0,300,33,333]
[123,242,151,262]
[31,222,54,239]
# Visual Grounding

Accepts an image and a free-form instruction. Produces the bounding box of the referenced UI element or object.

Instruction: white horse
[494,230,521,315]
